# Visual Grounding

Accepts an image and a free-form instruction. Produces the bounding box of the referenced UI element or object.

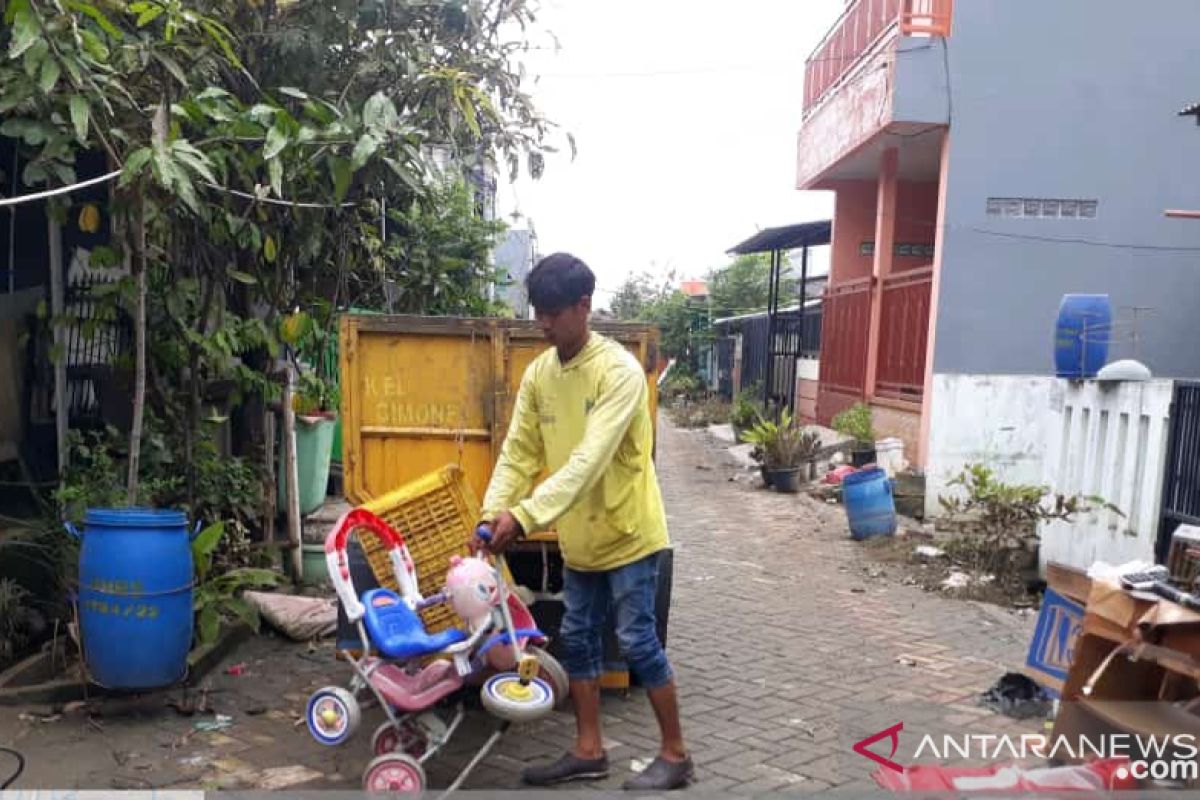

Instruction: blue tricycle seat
[361,589,468,660]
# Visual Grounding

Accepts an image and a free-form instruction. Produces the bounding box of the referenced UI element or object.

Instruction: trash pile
[875,552,1200,792]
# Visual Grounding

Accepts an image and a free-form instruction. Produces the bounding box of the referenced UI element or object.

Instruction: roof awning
[727,220,831,254]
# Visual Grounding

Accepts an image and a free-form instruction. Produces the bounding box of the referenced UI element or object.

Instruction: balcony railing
[875,267,933,401]
[803,0,953,113]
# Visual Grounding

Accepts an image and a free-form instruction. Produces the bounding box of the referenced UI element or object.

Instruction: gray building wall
[493,229,534,318]
[932,0,1200,378]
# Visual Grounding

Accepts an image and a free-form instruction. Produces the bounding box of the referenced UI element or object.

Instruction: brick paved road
[0,416,1040,792]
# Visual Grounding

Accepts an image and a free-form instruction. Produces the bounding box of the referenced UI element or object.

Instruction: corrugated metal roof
[727,220,832,254]
[713,298,822,326]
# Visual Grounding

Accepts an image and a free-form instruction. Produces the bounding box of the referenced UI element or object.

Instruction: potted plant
[832,402,877,467]
[741,410,821,493]
[278,367,340,517]
[729,382,763,440]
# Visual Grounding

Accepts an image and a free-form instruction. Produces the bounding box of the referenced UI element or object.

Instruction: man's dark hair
[526,252,595,312]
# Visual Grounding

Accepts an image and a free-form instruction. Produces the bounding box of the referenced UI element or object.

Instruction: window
[987,197,1099,220]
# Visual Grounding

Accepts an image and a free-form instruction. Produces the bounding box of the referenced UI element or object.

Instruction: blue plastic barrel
[71,508,196,689]
[843,468,896,540]
[1054,294,1112,378]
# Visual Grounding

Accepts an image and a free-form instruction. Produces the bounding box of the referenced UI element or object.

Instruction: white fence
[1038,380,1173,573]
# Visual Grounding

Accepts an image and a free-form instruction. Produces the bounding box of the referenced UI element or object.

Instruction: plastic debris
[194,714,233,732]
[256,765,324,790]
[224,663,247,677]
[875,757,1134,792]
[915,545,946,560]
[978,672,1052,719]
[941,571,972,590]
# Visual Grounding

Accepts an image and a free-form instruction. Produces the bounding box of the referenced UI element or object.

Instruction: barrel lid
[843,467,886,485]
[84,507,189,528]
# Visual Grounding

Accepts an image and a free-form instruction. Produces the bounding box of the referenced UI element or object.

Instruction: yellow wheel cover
[496,679,536,703]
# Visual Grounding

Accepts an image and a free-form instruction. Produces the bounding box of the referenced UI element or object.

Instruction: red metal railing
[803,0,953,112]
[901,0,954,36]
[875,267,933,401]
[818,278,873,395]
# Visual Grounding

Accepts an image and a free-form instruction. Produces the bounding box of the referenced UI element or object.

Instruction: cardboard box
[1025,588,1085,698]
[1045,560,1092,605]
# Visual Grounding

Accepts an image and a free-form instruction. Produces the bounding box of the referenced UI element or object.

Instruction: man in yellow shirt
[475,253,691,791]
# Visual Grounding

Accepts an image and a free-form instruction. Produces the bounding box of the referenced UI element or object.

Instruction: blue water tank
[842,468,896,541]
[74,508,194,689]
[1055,294,1112,379]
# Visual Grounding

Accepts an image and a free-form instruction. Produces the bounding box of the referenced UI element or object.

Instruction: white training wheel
[371,718,430,759]
[306,686,361,746]
[529,646,570,710]
[362,752,426,793]
[480,672,555,723]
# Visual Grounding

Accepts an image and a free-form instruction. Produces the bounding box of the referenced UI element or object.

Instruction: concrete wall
[891,36,951,126]
[926,374,1173,574]
[795,357,819,422]
[828,179,940,284]
[932,0,1200,378]
[1039,380,1173,573]
[925,374,1059,518]
[829,180,877,283]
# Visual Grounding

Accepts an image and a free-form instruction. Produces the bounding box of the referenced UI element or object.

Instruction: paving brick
[0,416,1044,792]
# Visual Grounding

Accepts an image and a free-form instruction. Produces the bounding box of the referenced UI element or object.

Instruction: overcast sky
[494,0,843,308]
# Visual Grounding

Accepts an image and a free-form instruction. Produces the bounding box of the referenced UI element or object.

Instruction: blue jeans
[559,551,673,689]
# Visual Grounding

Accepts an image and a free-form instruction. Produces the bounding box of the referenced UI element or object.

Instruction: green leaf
[152,52,187,87]
[330,157,352,203]
[176,175,201,215]
[351,133,379,171]
[23,38,47,78]
[119,147,153,187]
[79,30,109,62]
[65,0,122,38]
[196,87,231,101]
[363,92,398,133]
[136,5,163,26]
[301,100,335,125]
[49,161,75,185]
[9,8,40,60]
[68,96,90,142]
[37,58,61,94]
[268,156,282,198]
[190,521,224,580]
[213,567,280,589]
[224,597,260,632]
[263,123,288,161]
[0,85,31,114]
[384,157,422,193]
[200,19,241,68]
[228,269,257,285]
[62,56,82,89]
[262,235,277,263]
[4,0,29,26]
[172,146,217,185]
[198,605,220,645]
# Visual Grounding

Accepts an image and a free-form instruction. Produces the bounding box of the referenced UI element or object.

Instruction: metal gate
[716,336,735,400]
[1157,380,1200,563]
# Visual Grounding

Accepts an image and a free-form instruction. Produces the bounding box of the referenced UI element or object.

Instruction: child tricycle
[305,509,568,793]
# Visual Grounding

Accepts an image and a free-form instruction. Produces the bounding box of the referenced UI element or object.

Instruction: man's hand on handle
[473,511,524,555]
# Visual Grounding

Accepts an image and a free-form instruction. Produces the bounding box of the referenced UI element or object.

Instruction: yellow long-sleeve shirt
[481,332,669,571]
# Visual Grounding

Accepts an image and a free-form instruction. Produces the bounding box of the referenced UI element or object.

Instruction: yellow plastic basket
[357,464,510,634]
